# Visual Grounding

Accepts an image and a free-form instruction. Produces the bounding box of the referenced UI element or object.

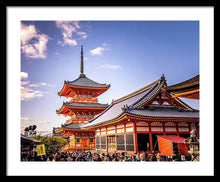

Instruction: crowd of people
[21,150,192,162]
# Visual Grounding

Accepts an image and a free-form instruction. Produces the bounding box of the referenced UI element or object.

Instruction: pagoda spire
[80,45,84,76]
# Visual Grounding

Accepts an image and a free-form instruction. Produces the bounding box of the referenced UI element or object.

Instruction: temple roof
[132,76,166,108]
[166,75,199,93]
[21,134,42,145]
[165,75,199,99]
[58,74,110,97]
[81,75,199,128]
[65,74,110,88]
[64,101,109,108]
[127,106,199,118]
[81,78,162,128]
[56,101,109,115]
[61,123,81,129]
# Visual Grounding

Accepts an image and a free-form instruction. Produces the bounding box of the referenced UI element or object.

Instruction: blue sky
[20,21,199,135]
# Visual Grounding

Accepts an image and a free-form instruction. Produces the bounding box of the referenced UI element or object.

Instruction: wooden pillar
[149,122,153,152]
[133,122,138,153]
[162,122,166,135]
[124,123,126,151]
[176,122,179,136]
[105,127,108,153]
[106,136,108,154]
[188,122,191,132]
[114,125,117,153]
[74,134,77,149]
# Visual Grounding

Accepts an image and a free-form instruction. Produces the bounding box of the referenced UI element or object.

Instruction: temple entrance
[179,133,190,138]
[107,136,116,152]
[137,134,150,152]
[82,139,88,147]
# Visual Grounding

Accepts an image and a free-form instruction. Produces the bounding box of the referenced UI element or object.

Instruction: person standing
[156,151,161,161]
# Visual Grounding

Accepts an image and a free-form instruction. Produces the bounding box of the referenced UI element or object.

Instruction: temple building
[56,46,110,151]
[79,75,199,154]
[55,46,199,154]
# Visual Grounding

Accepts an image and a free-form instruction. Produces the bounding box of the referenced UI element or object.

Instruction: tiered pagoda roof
[56,102,109,116]
[65,74,110,88]
[56,45,110,126]
[58,74,110,98]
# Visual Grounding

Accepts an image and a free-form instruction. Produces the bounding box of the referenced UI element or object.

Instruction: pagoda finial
[80,45,84,76]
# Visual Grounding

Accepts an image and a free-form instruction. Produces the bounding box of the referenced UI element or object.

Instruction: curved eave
[55,127,64,134]
[56,102,66,115]
[58,81,69,97]
[133,80,165,108]
[81,111,199,129]
[134,83,194,111]
[173,97,194,111]
[166,75,199,92]
[125,112,199,121]
[165,75,200,100]
[81,112,127,129]
[58,82,110,97]
[167,84,199,93]
[62,127,94,131]
[65,103,108,110]
[170,89,200,99]
[66,83,110,90]
[56,124,95,133]
[56,102,108,116]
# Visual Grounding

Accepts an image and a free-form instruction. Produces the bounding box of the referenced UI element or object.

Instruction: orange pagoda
[56,46,110,151]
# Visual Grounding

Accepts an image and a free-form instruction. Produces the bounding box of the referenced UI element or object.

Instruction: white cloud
[76,31,88,39]
[28,83,38,87]
[21,72,30,86]
[21,72,28,79]
[20,72,52,101]
[38,120,51,124]
[29,82,52,87]
[90,47,106,56]
[21,117,34,122]
[89,43,109,56]
[21,86,43,101]
[55,21,87,46]
[20,23,37,45]
[40,82,51,86]
[99,64,121,70]
[21,22,49,59]
[21,80,30,86]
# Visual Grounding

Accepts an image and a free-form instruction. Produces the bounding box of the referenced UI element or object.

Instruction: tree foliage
[35,135,66,152]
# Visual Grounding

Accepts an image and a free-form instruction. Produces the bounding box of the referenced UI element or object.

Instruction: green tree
[36,135,67,153]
